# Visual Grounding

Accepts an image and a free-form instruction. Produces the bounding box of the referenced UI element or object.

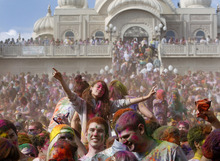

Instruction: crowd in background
[1,34,220,47]
[0,36,110,47]
[0,38,220,161]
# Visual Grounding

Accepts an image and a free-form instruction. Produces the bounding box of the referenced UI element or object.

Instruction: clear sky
[0,0,218,41]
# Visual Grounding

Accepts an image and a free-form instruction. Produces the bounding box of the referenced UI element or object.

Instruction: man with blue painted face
[28,122,43,136]
[115,111,187,161]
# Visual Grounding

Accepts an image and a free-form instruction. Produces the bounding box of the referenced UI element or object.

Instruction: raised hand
[52,68,63,81]
[147,85,157,97]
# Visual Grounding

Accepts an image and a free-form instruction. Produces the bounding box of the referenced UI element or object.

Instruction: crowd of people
[0,38,220,161]
[1,34,220,47]
[0,36,110,47]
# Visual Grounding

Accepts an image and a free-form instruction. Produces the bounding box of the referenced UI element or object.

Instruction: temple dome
[33,5,54,36]
[58,0,87,8]
[180,0,212,8]
[108,0,163,13]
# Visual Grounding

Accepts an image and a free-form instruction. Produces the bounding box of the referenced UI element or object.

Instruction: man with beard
[79,117,109,161]
[115,111,187,161]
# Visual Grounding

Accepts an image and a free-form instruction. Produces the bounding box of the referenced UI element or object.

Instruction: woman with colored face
[0,119,34,161]
[0,119,18,146]
[52,68,156,143]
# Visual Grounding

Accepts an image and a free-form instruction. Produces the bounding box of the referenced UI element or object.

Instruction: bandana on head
[19,143,38,157]
[50,124,75,142]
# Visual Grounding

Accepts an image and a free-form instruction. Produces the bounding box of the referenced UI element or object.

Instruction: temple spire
[47,4,52,16]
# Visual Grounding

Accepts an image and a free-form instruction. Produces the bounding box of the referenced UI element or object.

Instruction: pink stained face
[118,128,142,152]
[91,82,106,98]
[178,124,187,131]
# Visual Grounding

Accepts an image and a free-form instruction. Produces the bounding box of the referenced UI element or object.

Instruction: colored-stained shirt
[135,141,187,161]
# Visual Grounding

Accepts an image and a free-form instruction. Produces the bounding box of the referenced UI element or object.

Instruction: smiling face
[86,122,106,149]
[91,82,106,99]
[118,128,143,152]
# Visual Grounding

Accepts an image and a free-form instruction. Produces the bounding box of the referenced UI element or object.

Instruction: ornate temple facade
[1,0,219,75]
[33,0,219,42]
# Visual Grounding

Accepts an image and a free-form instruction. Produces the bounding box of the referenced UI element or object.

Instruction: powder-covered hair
[86,117,109,138]
[115,111,149,136]
[74,77,89,97]
[49,139,77,161]
[113,151,138,161]
[29,121,43,131]
[202,130,220,161]
[187,124,212,152]
[109,80,128,100]
[82,80,111,120]
[178,121,189,130]
[145,120,161,137]
[112,108,134,129]
[18,132,32,145]
[31,131,50,148]
[152,126,180,145]
[0,137,20,161]
[0,119,17,136]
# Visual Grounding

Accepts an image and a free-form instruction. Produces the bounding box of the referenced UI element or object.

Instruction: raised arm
[138,102,157,121]
[53,68,73,98]
[198,110,220,129]
[127,86,157,106]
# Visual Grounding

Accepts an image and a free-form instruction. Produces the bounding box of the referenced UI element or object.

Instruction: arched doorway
[123,26,148,42]
[165,30,176,41]
[195,30,205,42]
[95,31,104,39]
[65,31,74,39]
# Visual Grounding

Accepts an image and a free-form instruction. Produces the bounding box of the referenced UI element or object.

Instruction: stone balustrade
[1,44,220,58]
[161,44,220,57]
[0,45,112,58]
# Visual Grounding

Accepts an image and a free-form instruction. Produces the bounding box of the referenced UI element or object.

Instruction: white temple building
[1,0,220,75]
[33,0,220,42]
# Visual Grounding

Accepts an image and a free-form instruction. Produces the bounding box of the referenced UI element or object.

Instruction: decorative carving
[90,16,105,21]
[124,26,149,37]
[60,25,80,39]
[190,15,211,21]
[60,16,79,22]
[164,15,180,21]
[190,24,210,35]
[89,24,105,36]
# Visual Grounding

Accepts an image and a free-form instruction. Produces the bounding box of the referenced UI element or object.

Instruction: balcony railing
[161,44,220,57]
[1,44,220,58]
[0,45,112,58]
